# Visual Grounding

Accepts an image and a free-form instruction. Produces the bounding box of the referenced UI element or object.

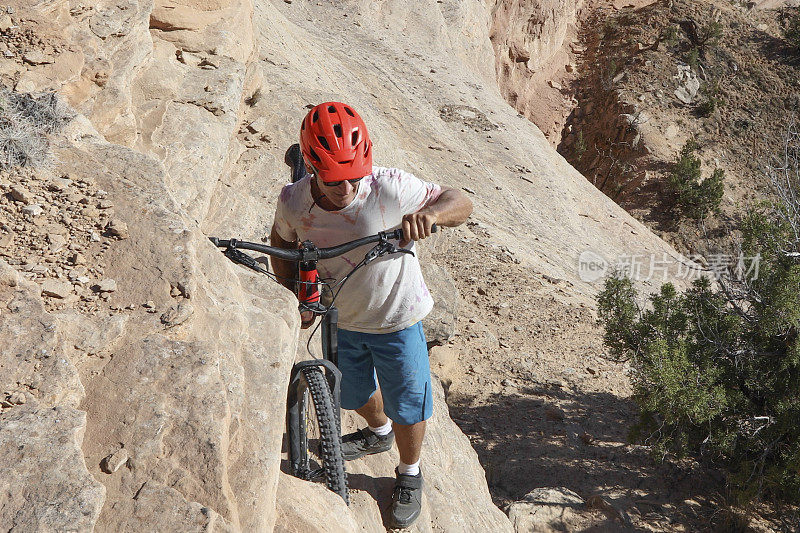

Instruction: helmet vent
[333,124,342,138]
[312,110,319,123]
[351,130,359,145]
[344,107,355,117]
[328,105,336,113]
[309,147,321,162]
[364,143,370,157]
[317,136,330,150]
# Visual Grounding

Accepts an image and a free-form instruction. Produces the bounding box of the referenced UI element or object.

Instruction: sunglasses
[322,177,364,187]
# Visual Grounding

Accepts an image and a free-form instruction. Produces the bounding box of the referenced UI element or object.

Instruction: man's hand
[401,210,438,247]
[400,186,473,246]
[300,310,316,329]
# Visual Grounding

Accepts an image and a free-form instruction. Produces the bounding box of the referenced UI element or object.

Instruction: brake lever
[394,247,415,256]
[224,246,266,273]
[363,241,415,265]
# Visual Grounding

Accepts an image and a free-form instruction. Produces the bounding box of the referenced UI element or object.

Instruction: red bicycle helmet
[299,102,373,182]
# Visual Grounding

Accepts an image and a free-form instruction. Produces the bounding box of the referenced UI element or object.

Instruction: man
[270,102,472,528]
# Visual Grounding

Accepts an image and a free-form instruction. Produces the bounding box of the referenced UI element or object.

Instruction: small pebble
[100,448,129,474]
[22,204,43,216]
[69,252,86,265]
[106,219,129,239]
[9,392,26,405]
[95,279,117,293]
[10,186,33,204]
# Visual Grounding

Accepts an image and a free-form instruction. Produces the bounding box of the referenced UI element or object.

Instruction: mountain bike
[209,225,435,503]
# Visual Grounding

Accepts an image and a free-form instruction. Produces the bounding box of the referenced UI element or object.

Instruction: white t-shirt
[272,167,442,334]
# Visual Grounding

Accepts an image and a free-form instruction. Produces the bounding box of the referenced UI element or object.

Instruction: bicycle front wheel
[291,366,349,503]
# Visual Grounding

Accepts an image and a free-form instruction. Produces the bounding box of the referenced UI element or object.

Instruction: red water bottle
[298,261,319,328]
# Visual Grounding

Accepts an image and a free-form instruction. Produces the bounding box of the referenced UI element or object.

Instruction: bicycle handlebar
[210,224,438,262]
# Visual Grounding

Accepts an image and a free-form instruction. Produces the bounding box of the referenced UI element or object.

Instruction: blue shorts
[337,322,433,425]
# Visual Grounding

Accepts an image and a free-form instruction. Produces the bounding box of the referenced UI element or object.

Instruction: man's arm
[401,185,473,243]
[269,226,297,291]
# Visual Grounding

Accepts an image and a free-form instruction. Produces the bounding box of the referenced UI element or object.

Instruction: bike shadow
[279,434,398,528]
[279,432,289,470]
[346,472,397,529]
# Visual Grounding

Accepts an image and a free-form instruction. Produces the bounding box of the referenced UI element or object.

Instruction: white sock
[397,460,420,476]
[368,420,393,436]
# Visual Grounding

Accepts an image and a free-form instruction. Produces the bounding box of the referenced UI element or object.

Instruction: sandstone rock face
[0,260,83,411]
[420,261,460,345]
[117,482,234,532]
[490,0,579,74]
[51,128,299,532]
[274,473,358,533]
[0,260,105,530]
[0,406,106,531]
[489,0,581,137]
[3,0,703,531]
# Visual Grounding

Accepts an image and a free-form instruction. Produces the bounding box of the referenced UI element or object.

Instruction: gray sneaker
[391,469,423,529]
[340,427,394,461]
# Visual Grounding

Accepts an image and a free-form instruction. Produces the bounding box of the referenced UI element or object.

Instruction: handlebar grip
[209,237,220,246]
[389,223,439,241]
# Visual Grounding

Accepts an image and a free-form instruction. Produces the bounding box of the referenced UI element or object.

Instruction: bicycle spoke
[307,468,326,480]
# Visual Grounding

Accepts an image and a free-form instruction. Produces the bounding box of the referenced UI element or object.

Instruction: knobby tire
[293,366,348,503]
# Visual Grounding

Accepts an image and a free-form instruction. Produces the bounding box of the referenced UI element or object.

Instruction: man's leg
[369,322,432,455]
[368,322,431,529]
[393,420,426,465]
[341,394,395,459]
[389,421,426,529]
[338,329,396,461]
[355,388,390,428]
[341,391,395,459]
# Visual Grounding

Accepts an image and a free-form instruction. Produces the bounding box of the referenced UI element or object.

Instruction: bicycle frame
[210,228,420,381]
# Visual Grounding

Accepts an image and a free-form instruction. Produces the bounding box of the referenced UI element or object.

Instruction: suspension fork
[286,358,343,475]
[286,312,343,442]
